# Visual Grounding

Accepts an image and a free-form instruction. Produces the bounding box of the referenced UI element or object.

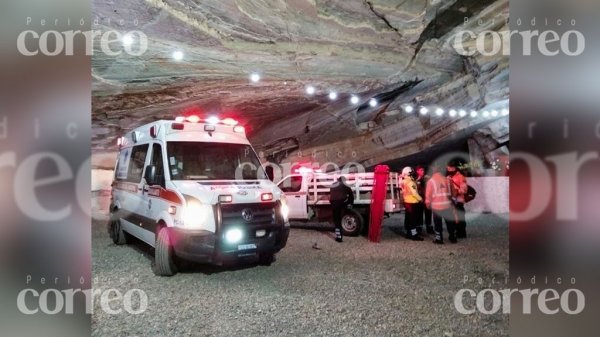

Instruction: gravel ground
[92,213,508,337]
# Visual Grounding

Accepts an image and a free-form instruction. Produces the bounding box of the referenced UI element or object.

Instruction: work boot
[408,228,424,241]
[426,226,434,234]
[433,239,444,244]
[335,229,343,243]
[449,235,458,243]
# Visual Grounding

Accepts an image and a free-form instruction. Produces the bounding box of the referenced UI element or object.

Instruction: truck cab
[109,116,290,276]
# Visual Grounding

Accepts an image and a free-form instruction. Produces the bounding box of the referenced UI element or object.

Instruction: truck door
[277,175,308,219]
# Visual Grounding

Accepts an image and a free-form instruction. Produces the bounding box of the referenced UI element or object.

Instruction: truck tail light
[233,126,245,133]
[219,195,233,203]
[261,193,273,201]
[172,123,185,130]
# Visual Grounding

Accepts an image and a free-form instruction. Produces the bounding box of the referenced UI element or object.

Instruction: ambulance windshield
[167,142,268,181]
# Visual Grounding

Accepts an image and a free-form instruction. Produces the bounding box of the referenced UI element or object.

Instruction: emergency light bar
[169,115,246,134]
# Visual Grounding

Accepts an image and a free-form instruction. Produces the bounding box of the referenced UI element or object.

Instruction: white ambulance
[109,116,290,276]
[276,169,402,236]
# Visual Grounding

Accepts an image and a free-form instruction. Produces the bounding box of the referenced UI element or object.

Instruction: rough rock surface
[92,0,509,167]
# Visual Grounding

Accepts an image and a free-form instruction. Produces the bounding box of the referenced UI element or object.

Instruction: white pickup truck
[276,169,402,236]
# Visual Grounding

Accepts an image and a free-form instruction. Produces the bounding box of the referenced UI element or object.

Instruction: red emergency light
[221,118,239,126]
[186,115,201,123]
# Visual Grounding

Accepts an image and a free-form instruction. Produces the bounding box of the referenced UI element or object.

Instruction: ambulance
[109,116,290,276]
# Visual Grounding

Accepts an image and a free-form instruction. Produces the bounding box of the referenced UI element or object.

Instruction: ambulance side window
[149,143,165,187]
[127,144,149,183]
[115,148,131,181]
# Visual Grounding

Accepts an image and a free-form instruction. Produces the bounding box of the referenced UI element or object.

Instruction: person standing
[447,162,468,238]
[329,176,354,243]
[401,167,424,241]
[415,165,433,234]
[425,165,456,244]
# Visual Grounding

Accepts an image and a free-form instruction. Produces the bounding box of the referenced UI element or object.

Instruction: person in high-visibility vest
[415,165,433,235]
[401,167,424,241]
[447,162,468,238]
[425,165,457,244]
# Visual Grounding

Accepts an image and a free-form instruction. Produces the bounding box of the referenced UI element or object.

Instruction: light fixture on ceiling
[459,109,467,117]
[350,95,359,105]
[328,92,338,100]
[172,50,184,61]
[435,108,445,116]
[470,110,478,118]
[369,98,378,107]
[449,109,457,117]
[404,105,414,113]
[305,85,316,95]
[250,73,260,83]
[420,107,429,115]
[122,34,134,47]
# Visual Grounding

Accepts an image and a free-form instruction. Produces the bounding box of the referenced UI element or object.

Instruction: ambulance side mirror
[144,165,157,185]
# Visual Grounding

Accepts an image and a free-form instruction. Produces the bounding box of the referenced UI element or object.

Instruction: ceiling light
[350,95,359,105]
[172,50,184,61]
[250,73,260,83]
[470,110,478,117]
[501,109,509,116]
[435,108,445,116]
[449,109,457,117]
[122,34,134,47]
[420,107,429,115]
[328,92,338,100]
[491,110,499,117]
[482,110,490,118]
[459,109,467,117]
[404,105,414,113]
[369,98,378,107]
[305,85,316,95]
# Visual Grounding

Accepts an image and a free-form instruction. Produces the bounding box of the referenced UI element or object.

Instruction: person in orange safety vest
[426,165,457,244]
[447,162,468,238]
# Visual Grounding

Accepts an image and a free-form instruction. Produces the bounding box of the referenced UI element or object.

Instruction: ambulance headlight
[280,197,290,224]
[182,200,212,229]
[224,228,243,244]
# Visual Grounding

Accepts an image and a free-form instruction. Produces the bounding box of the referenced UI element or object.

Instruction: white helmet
[402,166,414,177]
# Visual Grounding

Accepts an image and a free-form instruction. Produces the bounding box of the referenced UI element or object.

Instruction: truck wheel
[110,216,129,245]
[341,209,363,237]
[154,226,178,276]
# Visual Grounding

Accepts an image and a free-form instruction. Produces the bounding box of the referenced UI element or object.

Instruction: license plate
[237,243,257,251]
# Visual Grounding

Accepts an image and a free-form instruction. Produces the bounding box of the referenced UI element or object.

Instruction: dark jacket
[329,180,354,206]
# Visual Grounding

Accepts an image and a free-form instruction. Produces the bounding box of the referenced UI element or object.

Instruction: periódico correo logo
[17,29,148,56]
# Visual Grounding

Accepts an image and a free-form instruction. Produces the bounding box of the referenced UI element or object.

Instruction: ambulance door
[121,144,151,237]
[277,175,308,219]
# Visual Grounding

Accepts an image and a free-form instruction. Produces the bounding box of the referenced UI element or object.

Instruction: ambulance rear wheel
[154,226,178,277]
[341,209,363,237]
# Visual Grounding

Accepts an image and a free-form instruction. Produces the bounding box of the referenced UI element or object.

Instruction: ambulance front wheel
[110,215,129,245]
[154,226,178,276]
[341,209,363,237]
